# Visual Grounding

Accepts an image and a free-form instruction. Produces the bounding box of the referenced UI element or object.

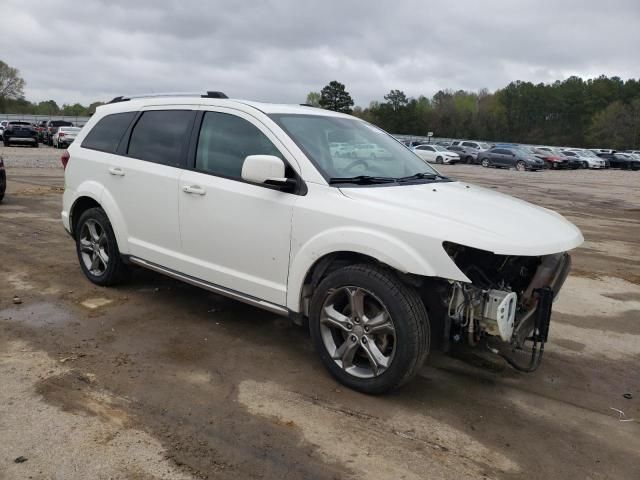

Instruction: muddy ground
[1,146,639,479]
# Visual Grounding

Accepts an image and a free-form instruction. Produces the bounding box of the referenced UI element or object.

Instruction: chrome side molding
[129,256,288,316]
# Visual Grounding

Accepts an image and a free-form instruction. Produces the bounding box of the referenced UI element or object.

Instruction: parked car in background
[608,152,640,170]
[0,155,5,202]
[460,140,491,152]
[44,120,74,146]
[561,149,605,169]
[35,120,48,143]
[582,149,610,168]
[447,145,478,164]
[412,144,460,164]
[0,120,9,141]
[536,147,580,169]
[353,143,392,159]
[478,147,545,171]
[522,146,573,169]
[2,121,38,147]
[53,126,82,149]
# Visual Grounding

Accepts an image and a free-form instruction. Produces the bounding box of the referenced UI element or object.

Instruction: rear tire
[309,264,430,394]
[75,207,129,286]
[516,160,526,171]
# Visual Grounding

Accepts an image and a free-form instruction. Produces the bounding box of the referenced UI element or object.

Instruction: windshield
[433,145,448,152]
[479,143,490,150]
[270,114,441,184]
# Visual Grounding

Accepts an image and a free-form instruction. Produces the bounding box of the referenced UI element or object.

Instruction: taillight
[59,132,66,137]
[61,150,70,169]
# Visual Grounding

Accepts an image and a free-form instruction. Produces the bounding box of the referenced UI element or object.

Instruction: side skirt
[128,256,289,317]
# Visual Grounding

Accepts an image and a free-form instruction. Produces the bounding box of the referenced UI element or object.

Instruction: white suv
[61,92,583,393]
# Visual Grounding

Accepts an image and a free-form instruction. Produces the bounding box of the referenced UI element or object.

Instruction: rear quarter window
[127,110,194,167]
[81,112,136,153]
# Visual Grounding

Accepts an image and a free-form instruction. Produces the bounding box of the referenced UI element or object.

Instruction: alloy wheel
[79,219,109,276]
[319,286,396,379]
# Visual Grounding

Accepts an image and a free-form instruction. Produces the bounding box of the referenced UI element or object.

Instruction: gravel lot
[1,146,639,479]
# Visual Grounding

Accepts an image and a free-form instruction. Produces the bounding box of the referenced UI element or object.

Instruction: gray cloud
[2,0,639,106]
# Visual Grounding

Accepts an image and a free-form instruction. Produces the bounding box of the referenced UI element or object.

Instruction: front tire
[481,158,490,168]
[75,207,129,286]
[309,264,429,394]
[516,160,526,171]
[436,156,443,164]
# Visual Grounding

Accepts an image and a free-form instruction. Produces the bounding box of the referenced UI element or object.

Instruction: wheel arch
[287,228,442,313]
[69,188,129,253]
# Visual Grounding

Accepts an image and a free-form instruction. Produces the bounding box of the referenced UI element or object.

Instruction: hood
[339,181,583,256]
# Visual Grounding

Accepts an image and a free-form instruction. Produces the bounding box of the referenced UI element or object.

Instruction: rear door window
[127,110,194,167]
[82,112,136,153]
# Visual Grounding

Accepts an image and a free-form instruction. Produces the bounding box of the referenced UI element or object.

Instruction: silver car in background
[53,126,82,149]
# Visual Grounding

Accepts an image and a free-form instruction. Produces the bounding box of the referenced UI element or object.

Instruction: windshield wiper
[329,175,396,185]
[397,172,450,182]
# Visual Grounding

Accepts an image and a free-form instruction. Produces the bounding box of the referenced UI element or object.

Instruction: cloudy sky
[2,0,639,107]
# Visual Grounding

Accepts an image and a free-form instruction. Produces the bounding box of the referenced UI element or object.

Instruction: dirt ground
[1,146,639,480]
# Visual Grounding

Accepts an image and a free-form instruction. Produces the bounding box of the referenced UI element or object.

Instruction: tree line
[310,76,640,149]
[2,59,638,148]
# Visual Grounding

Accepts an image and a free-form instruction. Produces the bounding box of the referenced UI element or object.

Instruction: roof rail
[107,91,228,104]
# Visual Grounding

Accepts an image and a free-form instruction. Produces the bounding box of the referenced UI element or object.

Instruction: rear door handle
[182,185,206,196]
[108,167,125,176]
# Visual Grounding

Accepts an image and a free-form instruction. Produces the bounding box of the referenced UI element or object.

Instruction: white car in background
[0,120,8,141]
[562,149,606,169]
[53,126,82,149]
[354,143,391,159]
[413,144,460,164]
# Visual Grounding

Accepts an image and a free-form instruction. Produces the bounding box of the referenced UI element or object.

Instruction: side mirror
[241,155,296,191]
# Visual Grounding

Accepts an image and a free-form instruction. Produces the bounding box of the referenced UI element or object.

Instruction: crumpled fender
[286,225,468,312]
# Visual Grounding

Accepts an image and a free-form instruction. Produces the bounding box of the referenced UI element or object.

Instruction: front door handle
[182,185,206,196]
[108,167,125,176]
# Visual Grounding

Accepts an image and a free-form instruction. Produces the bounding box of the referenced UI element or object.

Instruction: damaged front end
[442,242,571,371]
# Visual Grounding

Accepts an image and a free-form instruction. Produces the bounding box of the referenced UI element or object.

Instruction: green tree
[62,103,88,116]
[383,89,408,111]
[34,100,61,115]
[587,100,639,149]
[305,91,321,107]
[0,60,25,100]
[319,80,354,113]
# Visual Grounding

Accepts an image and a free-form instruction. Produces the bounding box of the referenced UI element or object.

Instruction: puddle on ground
[0,302,77,328]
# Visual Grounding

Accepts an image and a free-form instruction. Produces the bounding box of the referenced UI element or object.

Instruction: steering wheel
[343,158,369,173]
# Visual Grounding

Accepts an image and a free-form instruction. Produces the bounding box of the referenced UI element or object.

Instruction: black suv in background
[2,121,38,147]
[43,120,73,146]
